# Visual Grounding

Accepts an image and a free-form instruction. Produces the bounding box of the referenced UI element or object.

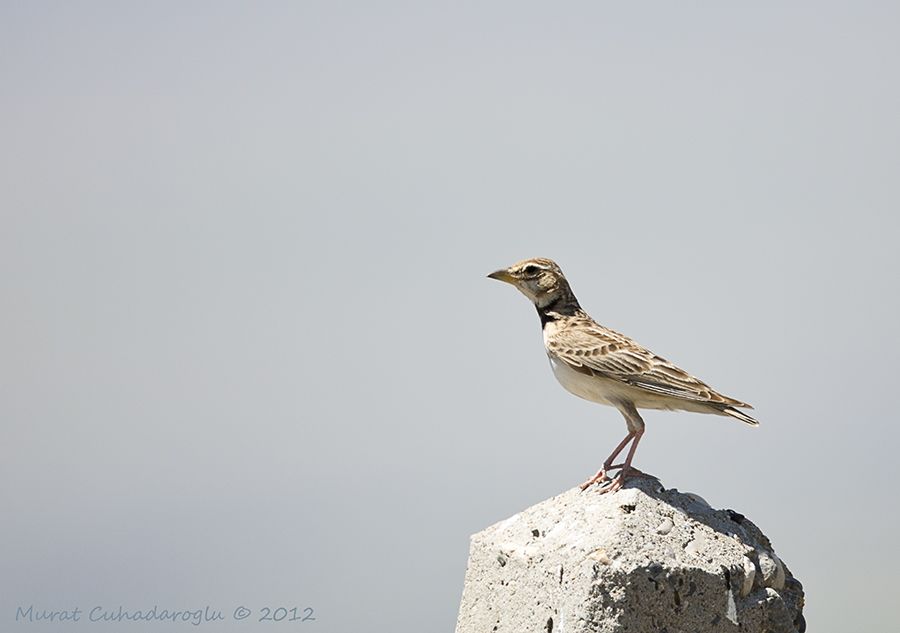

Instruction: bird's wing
[546,320,751,408]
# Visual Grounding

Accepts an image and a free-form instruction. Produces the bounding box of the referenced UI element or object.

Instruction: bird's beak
[487,269,516,284]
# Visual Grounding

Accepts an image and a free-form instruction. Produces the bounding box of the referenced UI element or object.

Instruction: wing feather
[546,318,751,408]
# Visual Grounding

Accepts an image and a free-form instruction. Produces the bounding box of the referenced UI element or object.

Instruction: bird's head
[487,257,575,309]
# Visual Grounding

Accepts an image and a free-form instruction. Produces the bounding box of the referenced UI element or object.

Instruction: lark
[488,257,758,493]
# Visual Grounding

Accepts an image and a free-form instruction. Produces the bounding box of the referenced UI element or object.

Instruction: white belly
[549,356,619,406]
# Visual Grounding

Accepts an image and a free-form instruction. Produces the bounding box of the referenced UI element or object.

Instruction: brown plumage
[488,257,758,493]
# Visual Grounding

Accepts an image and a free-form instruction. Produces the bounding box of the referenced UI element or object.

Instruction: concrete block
[455,478,804,633]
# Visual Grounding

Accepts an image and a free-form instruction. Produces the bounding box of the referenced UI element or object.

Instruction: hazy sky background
[2,2,898,632]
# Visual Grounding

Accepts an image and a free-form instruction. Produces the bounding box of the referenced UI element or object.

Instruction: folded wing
[546,320,751,409]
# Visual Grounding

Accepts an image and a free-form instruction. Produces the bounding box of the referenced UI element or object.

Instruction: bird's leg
[600,428,644,494]
[593,401,646,494]
[579,431,635,491]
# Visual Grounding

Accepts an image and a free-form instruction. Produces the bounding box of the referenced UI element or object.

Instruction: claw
[579,468,610,491]
[585,467,625,494]
[598,473,625,494]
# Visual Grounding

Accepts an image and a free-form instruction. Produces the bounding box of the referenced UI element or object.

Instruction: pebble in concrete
[759,551,786,590]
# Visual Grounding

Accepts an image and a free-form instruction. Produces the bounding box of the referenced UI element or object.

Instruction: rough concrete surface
[455,477,804,633]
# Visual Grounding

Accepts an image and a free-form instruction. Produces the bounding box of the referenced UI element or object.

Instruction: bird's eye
[523,265,539,275]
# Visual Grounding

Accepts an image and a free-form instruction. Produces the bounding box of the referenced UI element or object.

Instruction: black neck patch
[537,304,558,327]
[536,295,580,327]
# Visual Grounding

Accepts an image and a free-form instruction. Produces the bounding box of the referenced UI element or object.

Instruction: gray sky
[2,2,898,632]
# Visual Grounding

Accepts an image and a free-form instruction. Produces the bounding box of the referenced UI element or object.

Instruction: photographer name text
[15,604,316,626]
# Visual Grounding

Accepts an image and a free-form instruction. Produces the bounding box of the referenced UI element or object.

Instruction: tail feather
[721,406,760,426]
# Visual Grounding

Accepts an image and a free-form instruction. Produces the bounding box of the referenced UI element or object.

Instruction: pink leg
[598,429,644,494]
[579,431,635,491]
[582,401,647,494]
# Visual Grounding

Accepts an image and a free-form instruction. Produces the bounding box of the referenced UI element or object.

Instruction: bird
[487,257,758,494]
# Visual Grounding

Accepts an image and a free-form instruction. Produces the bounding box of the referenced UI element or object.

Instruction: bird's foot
[594,466,636,494]
[593,466,661,494]
[579,468,612,491]
[583,465,656,494]
[597,471,626,494]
